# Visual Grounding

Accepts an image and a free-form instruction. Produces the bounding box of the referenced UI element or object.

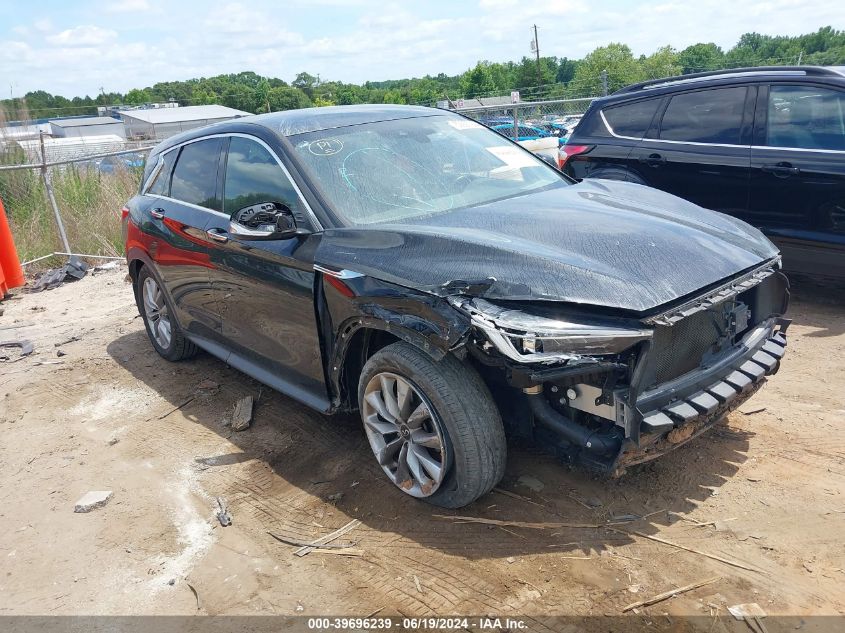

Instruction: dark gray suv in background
[562,66,845,279]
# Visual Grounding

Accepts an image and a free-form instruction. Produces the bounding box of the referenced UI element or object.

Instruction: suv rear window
[602,99,660,138]
[767,85,845,151]
[170,138,223,210]
[659,87,747,144]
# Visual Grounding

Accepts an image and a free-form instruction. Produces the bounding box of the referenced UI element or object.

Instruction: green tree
[573,43,643,94]
[267,86,311,111]
[460,62,496,98]
[124,88,152,105]
[678,43,725,73]
[640,46,681,79]
[292,72,318,99]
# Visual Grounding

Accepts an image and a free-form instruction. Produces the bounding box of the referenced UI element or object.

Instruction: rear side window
[602,98,660,138]
[767,85,845,150]
[223,137,300,214]
[659,87,747,144]
[170,138,223,210]
[146,150,177,196]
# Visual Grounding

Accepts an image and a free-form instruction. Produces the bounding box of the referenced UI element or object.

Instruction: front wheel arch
[333,321,445,412]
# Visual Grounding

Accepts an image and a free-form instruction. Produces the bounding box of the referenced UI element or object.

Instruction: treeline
[3,26,844,120]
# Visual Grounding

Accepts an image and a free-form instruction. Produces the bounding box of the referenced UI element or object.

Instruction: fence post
[512,105,519,141]
[601,70,608,96]
[39,131,72,255]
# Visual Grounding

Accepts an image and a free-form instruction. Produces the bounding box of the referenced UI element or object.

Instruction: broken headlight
[450,297,652,363]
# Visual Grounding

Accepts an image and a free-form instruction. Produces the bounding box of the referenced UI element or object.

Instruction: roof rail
[613,66,843,95]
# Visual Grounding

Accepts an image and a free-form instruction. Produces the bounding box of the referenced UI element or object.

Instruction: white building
[15,134,126,164]
[49,116,126,139]
[119,105,251,140]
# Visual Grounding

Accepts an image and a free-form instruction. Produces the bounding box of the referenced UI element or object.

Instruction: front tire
[135,266,198,362]
[358,342,506,508]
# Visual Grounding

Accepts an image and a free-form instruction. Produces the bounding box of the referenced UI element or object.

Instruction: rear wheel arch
[589,166,648,185]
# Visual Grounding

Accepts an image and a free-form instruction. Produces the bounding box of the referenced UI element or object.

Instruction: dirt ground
[0,266,843,629]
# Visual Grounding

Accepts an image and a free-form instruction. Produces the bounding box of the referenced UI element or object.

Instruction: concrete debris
[728,603,768,633]
[73,490,113,513]
[231,396,253,431]
[516,475,544,492]
[216,497,232,527]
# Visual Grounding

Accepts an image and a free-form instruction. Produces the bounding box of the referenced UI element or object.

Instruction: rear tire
[589,167,647,185]
[135,266,198,362]
[358,342,506,508]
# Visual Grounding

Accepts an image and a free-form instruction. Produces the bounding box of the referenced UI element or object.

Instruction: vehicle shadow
[788,275,845,338]
[107,329,751,561]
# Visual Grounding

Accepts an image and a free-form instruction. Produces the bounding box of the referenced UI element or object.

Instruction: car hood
[314,179,779,313]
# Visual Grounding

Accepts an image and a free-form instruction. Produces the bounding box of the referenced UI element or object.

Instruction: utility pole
[532,25,542,88]
[600,70,608,96]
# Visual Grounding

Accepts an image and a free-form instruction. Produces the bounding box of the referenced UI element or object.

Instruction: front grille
[644,307,732,388]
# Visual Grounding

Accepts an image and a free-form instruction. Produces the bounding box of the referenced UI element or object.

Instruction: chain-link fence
[449,96,595,141]
[0,133,154,268]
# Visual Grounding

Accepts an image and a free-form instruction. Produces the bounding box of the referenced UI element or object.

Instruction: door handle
[638,153,666,166]
[150,208,165,219]
[206,228,229,243]
[761,162,800,177]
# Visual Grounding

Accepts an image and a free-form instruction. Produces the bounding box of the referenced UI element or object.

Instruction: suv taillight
[121,206,130,220]
[558,144,593,169]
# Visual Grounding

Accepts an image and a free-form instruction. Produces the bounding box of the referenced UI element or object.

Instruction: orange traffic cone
[0,196,25,297]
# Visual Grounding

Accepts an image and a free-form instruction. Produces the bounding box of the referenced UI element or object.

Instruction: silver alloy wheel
[361,372,449,497]
[142,276,172,349]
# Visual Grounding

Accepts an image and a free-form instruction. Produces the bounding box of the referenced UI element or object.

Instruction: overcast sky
[1,0,842,98]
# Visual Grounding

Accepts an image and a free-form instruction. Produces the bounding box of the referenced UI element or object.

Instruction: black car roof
[150,104,448,156]
[594,65,845,108]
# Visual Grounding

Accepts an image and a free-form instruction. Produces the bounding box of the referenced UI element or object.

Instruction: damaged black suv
[124,105,790,508]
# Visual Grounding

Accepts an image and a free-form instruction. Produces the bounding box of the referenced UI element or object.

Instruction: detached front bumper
[617,318,789,469]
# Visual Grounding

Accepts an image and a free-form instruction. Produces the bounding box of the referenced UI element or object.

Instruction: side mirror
[229,202,311,241]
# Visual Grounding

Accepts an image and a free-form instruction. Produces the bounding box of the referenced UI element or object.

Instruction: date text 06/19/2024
[306,617,528,630]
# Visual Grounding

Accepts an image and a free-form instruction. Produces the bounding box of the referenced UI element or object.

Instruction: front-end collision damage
[319,254,789,475]
[446,263,791,473]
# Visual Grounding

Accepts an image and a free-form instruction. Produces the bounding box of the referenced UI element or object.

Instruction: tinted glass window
[602,98,660,138]
[146,150,177,196]
[767,85,845,150]
[659,87,747,144]
[170,138,222,210]
[223,137,300,214]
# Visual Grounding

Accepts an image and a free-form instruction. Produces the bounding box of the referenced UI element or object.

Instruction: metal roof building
[119,105,251,140]
[14,134,126,164]
[49,116,126,139]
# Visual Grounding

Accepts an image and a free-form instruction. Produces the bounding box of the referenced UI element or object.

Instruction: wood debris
[610,527,765,574]
[294,519,361,557]
[231,395,254,431]
[622,577,720,612]
[434,515,602,529]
